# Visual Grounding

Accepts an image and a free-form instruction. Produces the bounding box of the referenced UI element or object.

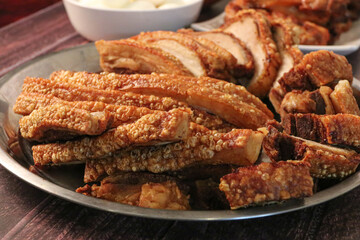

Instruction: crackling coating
[50,70,273,119]
[19,104,111,142]
[219,161,313,209]
[32,109,190,165]
[49,71,273,129]
[84,123,265,182]
[263,121,360,178]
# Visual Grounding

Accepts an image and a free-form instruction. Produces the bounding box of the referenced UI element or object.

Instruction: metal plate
[1,43,360,221]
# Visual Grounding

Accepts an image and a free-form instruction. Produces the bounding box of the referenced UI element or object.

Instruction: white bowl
[63,0,203,41]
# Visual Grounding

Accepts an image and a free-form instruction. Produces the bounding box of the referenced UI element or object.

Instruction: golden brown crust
[49,71,273,129]
[222,9,281,98]
[95,39,192,76]
[330,80,360,115]
[19,104,111,142]
[83,124,265,182]
[32,109,190,165]
[219,161,313,209]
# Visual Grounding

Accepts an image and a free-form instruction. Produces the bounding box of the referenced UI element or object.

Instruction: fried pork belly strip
[178,29,255,78]
[84,123,265,182]
[50,71,273,128]
[219,161,313,209]
[32,109,190,165]
[77,174,190,210]
[264,121,360,178]
[222,9,281,98]
[330,80,360,115]
[21,77,186,111]
[279,86,335,117]
[282,113,360,152]
[279,50,353,93]
[132,31,231,81]
[19,104,111,141]
[95,39,192,76]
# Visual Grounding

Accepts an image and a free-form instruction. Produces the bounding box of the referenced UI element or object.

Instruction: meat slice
[278,50,353,95]
[179,29,254,78]
[279,86,335,117]
[95,39,192,76]
[49,71,273,129]
[133,31,231,81]
[269,18,304,112]
[19,104,111,142]
[219,161,313,209]
[84,123,265,182]
[263,121,360,178]
[77,173,190,210]
[330,80,360,115]
[32,109,190,165]
[222,9,281,98]
[282,113,360,152]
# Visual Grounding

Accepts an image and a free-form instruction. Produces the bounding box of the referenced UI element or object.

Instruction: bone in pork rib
[281,113,360,152]
[222,9,281,98]
[95,39,192,76]
[49,71,273,129]
[32,109,190,165]
[263,121,360,178]
[219,161,313,209]
[19,104,111,142]
[83,123,265,182]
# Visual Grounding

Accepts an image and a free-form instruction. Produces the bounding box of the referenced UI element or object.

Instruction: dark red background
[0,0,60,27]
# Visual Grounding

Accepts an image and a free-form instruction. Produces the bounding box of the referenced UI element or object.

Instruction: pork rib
[330,80,360,115]
[32,109,190,165]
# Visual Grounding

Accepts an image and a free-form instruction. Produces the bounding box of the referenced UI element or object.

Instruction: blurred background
[0,0,61,27]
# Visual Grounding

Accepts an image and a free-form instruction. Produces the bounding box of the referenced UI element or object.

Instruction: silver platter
[1,43,360,221]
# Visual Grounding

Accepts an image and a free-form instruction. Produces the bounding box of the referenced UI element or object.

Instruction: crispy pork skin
[263,121,360,178]
[330,80,360,115]
[222,9,281,98]
[219,161,313,209]
[83,124,265,182]
[95,39,192,76]
[49,71,273,129]
[32,109,190,165]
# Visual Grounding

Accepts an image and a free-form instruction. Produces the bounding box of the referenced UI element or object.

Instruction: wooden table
[1,2,360,239]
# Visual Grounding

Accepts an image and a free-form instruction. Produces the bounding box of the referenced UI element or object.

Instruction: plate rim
[1,43,360,221]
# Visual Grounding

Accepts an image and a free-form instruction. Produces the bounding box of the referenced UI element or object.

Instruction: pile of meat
[225,0,360,44]
[13,22,360,210]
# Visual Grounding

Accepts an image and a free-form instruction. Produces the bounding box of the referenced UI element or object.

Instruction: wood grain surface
[1,2,360,240]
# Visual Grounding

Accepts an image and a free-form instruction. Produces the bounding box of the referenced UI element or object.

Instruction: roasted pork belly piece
[278,50,352,96]
[77,173,190,210]
[49,71,273,129]
[263,121,360,178]
[178,29,255,78]
[282,113,360,152]
[84,123,265,182]
[132,31,232,81]
[219,161,313,209]
[269,18,304,112]
[279,86,335,117]
[330,80,360,115]
[95,39,192,76]
[32,109,190,165]
[222,9,281,98]
[19,104,111,142]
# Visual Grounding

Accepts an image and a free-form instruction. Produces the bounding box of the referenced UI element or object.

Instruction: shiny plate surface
[1,43,360,221]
